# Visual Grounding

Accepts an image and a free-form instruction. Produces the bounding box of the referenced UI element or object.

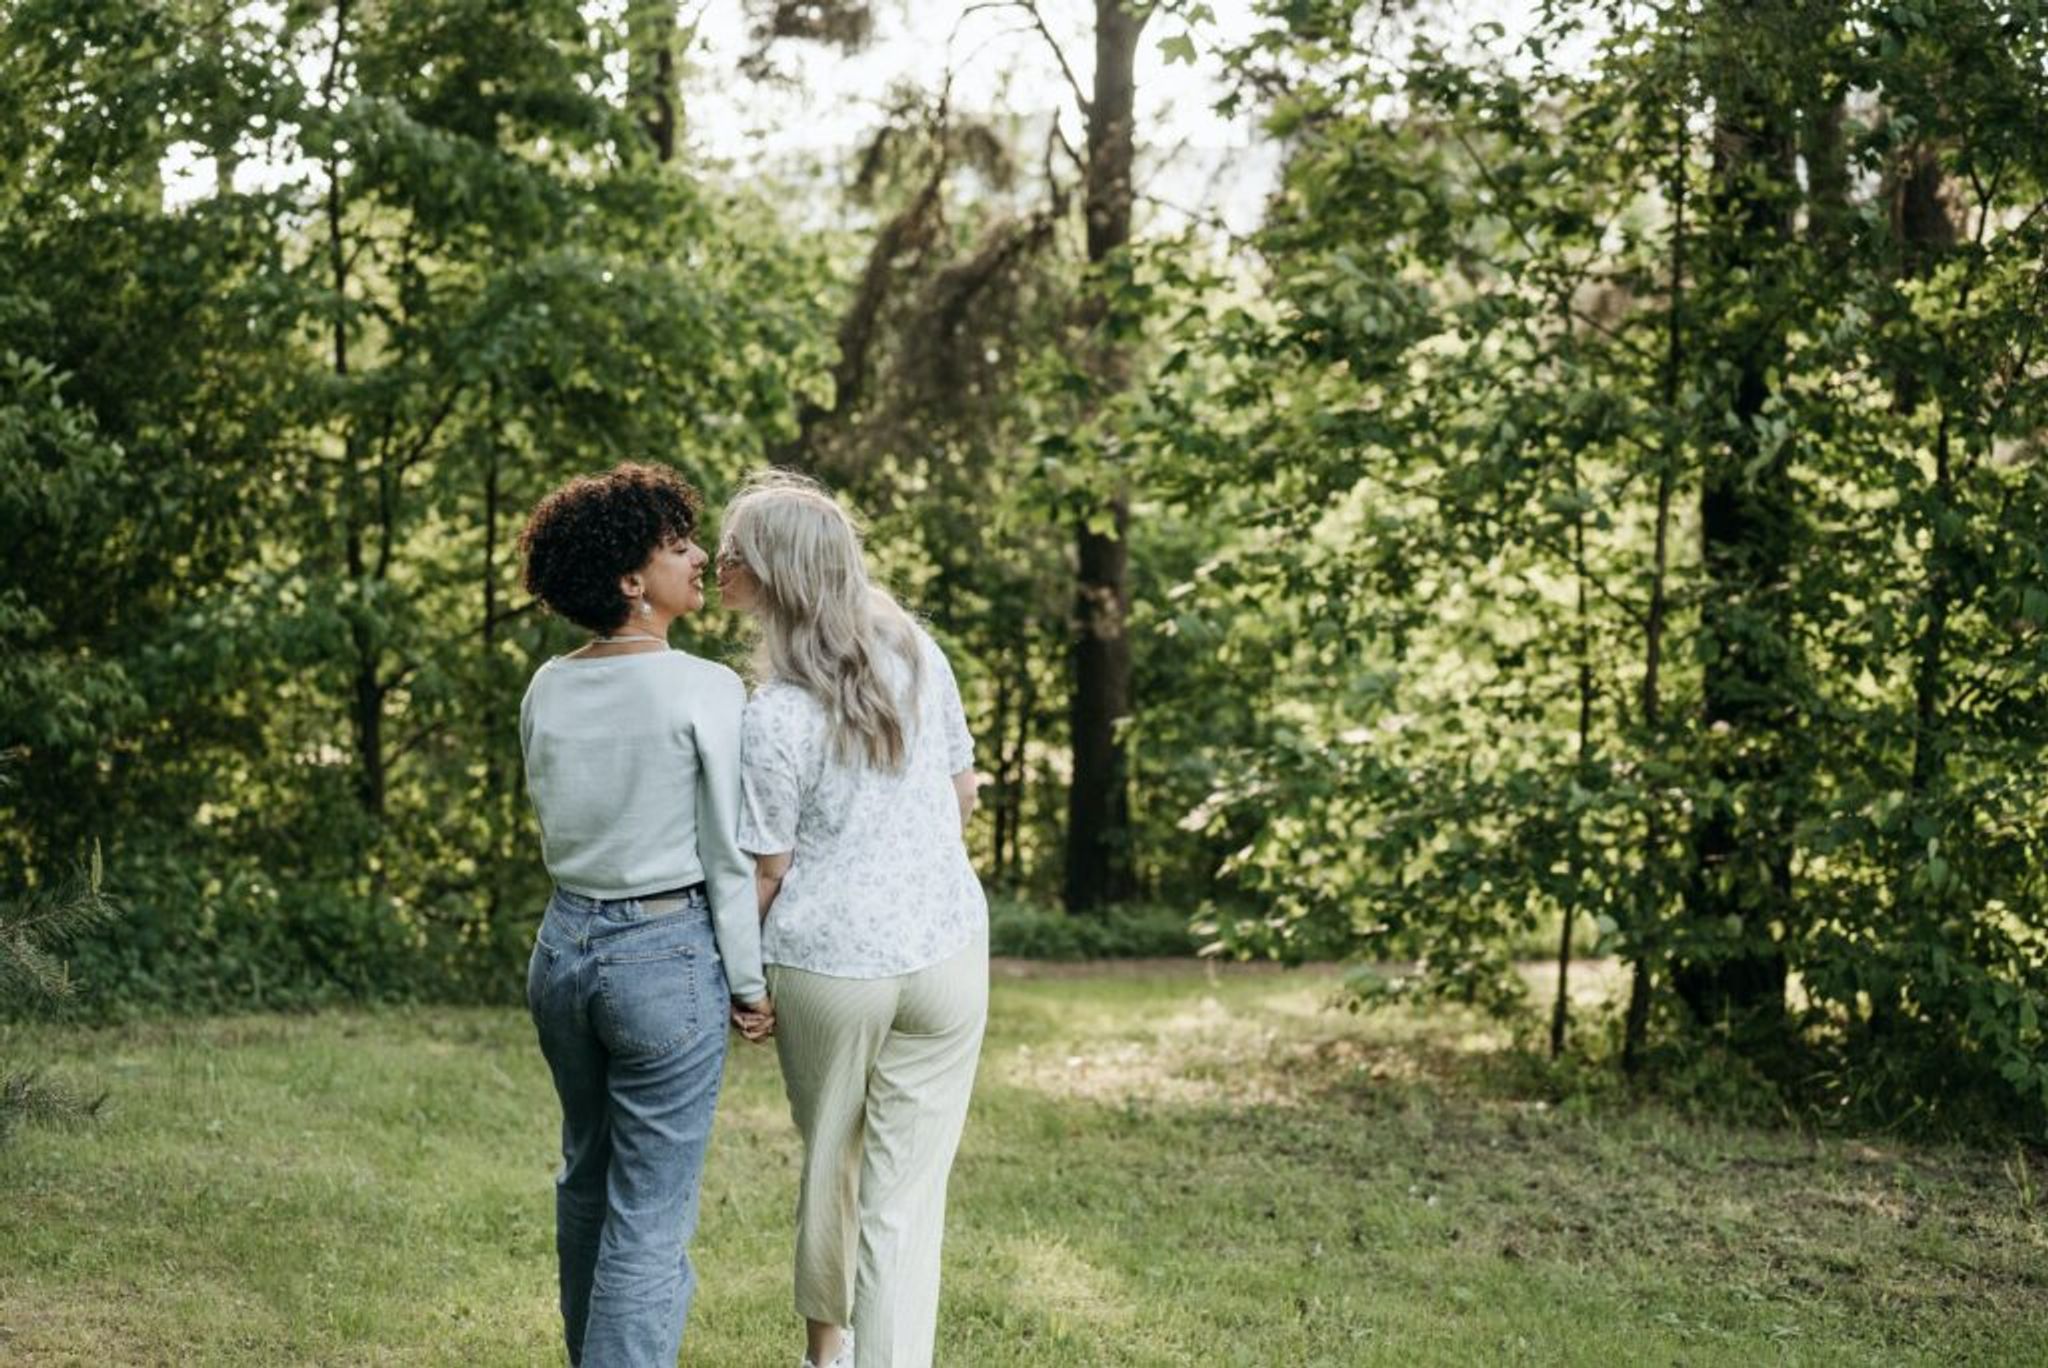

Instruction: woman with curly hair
[516,461,772,1367]
[718,471,988,1368]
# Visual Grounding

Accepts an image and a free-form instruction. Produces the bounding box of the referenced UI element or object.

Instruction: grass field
[3,961,2045,1365]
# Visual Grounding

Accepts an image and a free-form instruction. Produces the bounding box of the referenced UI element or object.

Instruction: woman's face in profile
[641,535,709,618]
[715,542,759,615]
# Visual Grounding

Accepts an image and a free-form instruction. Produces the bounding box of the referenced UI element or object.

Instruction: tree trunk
[1551,476,1593,1060]
[1893,145,1957,930]
[989,668,1012,877]
[628,1,678,163]
[345,530,385,818]
[1802,95,1849,250]
[324,0,384,822]
[1908,417,1953,797]
[1002,633,1037,886]
[1063,0,1148,912]
[1889,146,1956,416]
[1675,11,1798,1032]
[1067,503,1133,910]
[481,392,506,800]
[1626,70,1691,1072]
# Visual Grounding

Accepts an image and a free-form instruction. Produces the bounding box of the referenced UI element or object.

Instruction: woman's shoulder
[742,669,823,715]
[657,648,740,684]
[905,617,942,660]
[910,621,961,679]
[744,676,820,720]
[741,677,825,758]
[521,654,577,706]
[642,650,747,717]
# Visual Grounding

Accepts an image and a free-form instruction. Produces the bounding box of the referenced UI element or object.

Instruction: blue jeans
[527,886,730,1367]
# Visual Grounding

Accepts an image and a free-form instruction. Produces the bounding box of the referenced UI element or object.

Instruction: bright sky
[682,0,1280,233]
[162,1,1286,229]
[672,0,1590,235]
[162,2,1565,237]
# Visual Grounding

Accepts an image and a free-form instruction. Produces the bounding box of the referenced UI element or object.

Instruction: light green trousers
[768,934,988,1368]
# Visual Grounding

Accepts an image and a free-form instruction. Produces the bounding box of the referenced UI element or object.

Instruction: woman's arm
[930,634,980,834]
[736,687,807,943]
[696,671,768,1007]
[755,850,792,921]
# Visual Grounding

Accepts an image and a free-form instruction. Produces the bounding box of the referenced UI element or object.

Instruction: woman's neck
[575,619,673,656]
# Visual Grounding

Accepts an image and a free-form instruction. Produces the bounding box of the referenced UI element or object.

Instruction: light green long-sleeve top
[519,649,766,1002]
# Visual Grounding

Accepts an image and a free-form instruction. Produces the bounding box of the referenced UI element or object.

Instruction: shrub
[987,896,1203,960]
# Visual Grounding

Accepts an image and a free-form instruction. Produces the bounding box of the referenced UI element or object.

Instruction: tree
[1669,0,1810,1036]
[1,0,829,1009]
[748,1,1175,910]
[1173,0,2048,1121]
[1061,0,1152,911]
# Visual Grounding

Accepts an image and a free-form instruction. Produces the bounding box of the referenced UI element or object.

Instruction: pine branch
[0,1068,107,1145]
[0,843,120,1006]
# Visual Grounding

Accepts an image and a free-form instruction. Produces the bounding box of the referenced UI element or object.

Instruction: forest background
[2,0,2045,1140]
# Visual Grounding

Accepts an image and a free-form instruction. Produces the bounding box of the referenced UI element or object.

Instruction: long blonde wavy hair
[719,471,924,770]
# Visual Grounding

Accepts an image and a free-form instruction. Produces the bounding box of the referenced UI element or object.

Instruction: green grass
[3,963,2045,1365]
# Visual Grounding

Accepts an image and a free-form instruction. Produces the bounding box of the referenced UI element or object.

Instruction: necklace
[588,632,667,648]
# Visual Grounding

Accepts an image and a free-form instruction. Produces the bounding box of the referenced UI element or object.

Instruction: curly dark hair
[518,463,704,633]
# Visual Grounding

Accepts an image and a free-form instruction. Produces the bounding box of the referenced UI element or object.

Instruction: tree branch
[388,718,446,768]
[961,0,1092,118]
[483,600,540,634]
[394,382,468,476]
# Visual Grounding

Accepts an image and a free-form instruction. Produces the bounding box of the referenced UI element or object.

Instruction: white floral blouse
[737,627,987,978]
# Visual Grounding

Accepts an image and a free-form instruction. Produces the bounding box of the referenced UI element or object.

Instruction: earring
[639,597,652,618]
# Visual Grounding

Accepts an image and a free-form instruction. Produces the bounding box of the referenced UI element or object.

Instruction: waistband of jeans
[553,882,707,915]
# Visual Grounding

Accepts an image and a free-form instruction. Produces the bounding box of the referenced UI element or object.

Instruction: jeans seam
[603,944,698,967]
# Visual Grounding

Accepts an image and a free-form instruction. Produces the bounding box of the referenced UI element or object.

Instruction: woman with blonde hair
[718,471,987,1368]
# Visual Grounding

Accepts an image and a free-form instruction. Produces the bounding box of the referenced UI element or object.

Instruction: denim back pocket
[595,935,704,1059]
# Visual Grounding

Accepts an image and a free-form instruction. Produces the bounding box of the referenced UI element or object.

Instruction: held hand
[731,995,775,1042]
